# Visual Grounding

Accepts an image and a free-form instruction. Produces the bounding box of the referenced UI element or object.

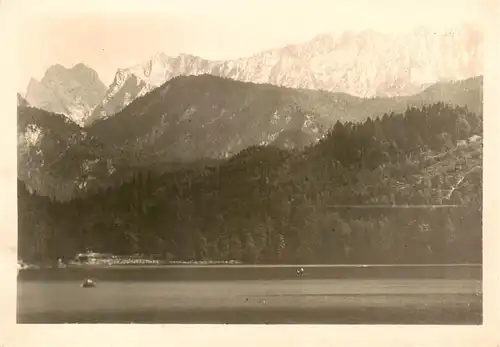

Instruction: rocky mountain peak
[25,64,107,126]
[89,25,482,124]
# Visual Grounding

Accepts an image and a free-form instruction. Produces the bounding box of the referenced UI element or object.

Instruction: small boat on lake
[81,279,97,288]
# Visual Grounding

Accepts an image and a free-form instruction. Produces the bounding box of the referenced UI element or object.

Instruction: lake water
[17,264,482,324]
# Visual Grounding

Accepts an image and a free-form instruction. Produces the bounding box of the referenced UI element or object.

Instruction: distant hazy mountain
[88,75,345,162]
[18,75,482,201]
[25,63,107,126]
[88,75,483,161]
[89,25,483,124]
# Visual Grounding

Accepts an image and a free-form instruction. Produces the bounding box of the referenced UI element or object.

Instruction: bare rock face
[25,63,107,126]
[90,25,483,124]
[87,53,219,125]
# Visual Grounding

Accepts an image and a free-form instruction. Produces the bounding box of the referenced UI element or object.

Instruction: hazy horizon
[12,0,484,93]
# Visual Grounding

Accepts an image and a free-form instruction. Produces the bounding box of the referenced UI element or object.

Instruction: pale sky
[8,0,486,93]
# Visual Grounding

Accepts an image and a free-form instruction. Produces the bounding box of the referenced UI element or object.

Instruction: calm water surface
[17,264,482,324]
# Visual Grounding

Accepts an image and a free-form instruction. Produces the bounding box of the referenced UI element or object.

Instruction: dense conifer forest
[18,103,482,265]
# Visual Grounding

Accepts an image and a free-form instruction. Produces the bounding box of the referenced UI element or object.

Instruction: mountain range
[16,22,484,268]
[23,25,482,126]
[18,73,483,201]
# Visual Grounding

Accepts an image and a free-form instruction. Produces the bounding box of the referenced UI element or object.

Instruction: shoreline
[17,262,483,270]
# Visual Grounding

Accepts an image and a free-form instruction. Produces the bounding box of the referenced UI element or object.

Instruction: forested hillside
[18,102,482,265]
[17,75,482,202]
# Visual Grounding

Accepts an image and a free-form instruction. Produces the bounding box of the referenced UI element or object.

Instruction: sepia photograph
[7,0,490,329]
